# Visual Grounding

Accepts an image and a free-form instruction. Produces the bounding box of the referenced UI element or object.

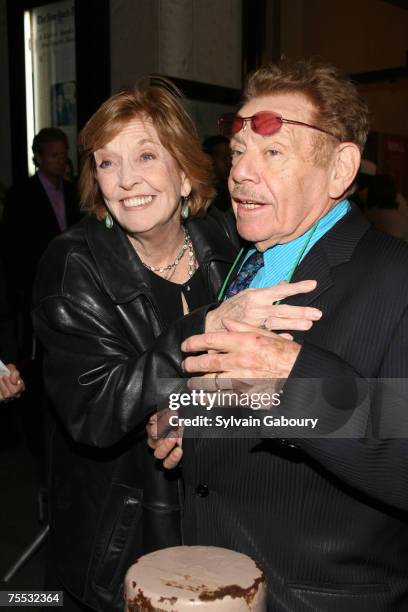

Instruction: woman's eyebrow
[96,138,160,153]
[137,138,159,146]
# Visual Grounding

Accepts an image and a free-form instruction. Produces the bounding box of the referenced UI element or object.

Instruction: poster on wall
[30,0,76,171]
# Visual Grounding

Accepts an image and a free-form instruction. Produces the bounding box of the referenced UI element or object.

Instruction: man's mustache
[230,186,266,203]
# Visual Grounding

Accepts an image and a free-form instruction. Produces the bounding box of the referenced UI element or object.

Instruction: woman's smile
[121,195,154,208]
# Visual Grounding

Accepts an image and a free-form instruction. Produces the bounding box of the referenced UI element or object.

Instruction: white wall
[110,0,242,92]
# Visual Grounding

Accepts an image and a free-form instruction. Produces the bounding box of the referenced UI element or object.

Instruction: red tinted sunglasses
[218,111,338,139]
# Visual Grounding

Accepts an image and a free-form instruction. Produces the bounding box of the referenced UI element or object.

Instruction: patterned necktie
[224,250,264,298]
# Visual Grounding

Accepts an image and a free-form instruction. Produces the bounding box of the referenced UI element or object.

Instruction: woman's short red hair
[78,77,215,218]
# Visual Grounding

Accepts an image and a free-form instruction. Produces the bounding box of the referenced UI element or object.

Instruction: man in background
[1,128,80,453]
[0,255,25,449]
[1,127,80,345]
[202,134,231,212]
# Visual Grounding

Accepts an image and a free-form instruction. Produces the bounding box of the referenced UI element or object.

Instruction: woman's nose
[119,160,140,190]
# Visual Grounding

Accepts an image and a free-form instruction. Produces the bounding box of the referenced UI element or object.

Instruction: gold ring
[214,373,221,391]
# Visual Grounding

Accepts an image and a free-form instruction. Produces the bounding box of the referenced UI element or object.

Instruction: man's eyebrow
[230,134,245,146]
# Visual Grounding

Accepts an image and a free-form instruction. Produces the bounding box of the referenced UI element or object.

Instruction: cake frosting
[124,545,266,611]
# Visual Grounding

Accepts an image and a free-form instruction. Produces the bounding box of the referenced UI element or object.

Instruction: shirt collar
[265,199,351,255]
[38,170,63,192]
[248,199,351,288]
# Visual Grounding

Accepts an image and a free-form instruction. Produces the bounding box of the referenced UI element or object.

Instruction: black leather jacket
[32,209,239,610]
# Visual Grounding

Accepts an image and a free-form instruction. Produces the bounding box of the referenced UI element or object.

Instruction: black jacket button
[195,483,209,497]
[280,438,298,449]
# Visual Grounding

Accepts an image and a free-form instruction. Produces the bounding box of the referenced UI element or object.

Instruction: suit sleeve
[279,306,408,512]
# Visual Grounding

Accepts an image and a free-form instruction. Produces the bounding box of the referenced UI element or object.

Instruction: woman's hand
[0,364,25,402]
[147,410,183,469]
[205,280,321,332]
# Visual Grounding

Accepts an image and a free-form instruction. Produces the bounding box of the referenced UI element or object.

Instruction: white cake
[124,546,266,611]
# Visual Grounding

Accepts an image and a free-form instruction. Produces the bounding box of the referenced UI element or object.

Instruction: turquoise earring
[105,213,113,229]
[181,197,190,220]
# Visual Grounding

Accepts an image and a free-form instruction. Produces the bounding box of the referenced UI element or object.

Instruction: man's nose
[230,151,260,185]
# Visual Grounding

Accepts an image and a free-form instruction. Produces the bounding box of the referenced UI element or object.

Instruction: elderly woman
[33,78,319,611]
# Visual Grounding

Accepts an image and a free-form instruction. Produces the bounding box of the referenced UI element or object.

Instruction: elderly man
[151,60,408,611]
[1,128,80,454]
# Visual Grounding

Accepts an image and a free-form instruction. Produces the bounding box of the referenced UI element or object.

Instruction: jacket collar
[187,215,237,266]
[85,214,237,304]
[225,205,370,307]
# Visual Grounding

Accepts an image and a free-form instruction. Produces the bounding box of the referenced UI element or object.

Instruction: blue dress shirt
[247,199,351,288]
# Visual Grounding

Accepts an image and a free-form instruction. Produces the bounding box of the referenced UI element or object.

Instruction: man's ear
[328,143,361,199]
[33,152,42,168]
[181,172,192,198]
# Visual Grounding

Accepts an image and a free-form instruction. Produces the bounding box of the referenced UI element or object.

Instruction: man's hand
[182,319,301,381]
[147,411,183,470]
[205,280,321,332]
[0,364,25,402]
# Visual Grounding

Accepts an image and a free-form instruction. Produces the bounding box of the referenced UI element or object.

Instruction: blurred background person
[0,255,25,450]
[349,158,376,211]
[64,157,75,183]
[1,127,80,350]
[202,134,232,212]
[365,174,408,241]
[0,127,81,457]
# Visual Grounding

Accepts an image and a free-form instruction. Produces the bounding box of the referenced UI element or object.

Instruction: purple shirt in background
[38,171,67,231]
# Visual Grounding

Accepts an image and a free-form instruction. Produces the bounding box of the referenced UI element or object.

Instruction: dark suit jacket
[1,174,81,355]
[181,207,408,611]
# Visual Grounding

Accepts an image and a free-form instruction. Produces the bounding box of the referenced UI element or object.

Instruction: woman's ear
[180,172,192,198]
[328,143,361,199]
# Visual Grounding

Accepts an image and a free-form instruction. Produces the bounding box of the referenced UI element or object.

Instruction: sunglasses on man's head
[218,111,338,140]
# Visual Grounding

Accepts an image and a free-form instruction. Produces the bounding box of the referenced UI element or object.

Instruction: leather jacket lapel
[187,215,239,300]
[85,213,239,306]
[85,216,153,304]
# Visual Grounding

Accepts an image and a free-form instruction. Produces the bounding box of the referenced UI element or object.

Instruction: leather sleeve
[33,292,208,449]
